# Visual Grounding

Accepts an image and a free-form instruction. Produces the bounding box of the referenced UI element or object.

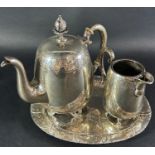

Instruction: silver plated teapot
[1,15,114,114]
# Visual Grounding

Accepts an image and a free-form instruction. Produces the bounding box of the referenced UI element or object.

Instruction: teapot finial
[54,15,68,34]
[53,15,68,47]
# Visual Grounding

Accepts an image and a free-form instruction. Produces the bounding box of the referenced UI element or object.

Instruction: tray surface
[30,76,151,144]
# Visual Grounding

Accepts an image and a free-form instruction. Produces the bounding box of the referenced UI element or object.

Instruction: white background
[0,0,155,7]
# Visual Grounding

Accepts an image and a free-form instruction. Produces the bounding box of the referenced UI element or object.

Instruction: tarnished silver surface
[0,16,111,114]
[104,59,154,120]
[31,76,152,144]
[0,16,153,144]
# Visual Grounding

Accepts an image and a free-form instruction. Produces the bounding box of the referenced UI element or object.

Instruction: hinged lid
[37,15,87,54]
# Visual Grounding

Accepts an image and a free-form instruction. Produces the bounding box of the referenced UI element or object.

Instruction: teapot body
[33,35,93,113]
[1,16,109,114]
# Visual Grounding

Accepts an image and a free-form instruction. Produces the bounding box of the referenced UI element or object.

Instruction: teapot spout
[1,56,47,103]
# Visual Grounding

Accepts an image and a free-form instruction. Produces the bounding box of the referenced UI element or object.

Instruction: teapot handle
[83,24,115,80]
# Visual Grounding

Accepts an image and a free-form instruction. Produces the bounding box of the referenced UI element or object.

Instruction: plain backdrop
[0,8,155,146]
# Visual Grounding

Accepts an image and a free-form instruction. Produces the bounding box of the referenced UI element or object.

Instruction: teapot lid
[36,15,87,55]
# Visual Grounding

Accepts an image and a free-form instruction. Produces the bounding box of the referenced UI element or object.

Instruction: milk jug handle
[83,24,115,79]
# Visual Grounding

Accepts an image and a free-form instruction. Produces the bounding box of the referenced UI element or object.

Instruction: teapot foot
[46,109,84,128]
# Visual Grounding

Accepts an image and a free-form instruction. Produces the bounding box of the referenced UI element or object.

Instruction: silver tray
[30,76,151,144]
